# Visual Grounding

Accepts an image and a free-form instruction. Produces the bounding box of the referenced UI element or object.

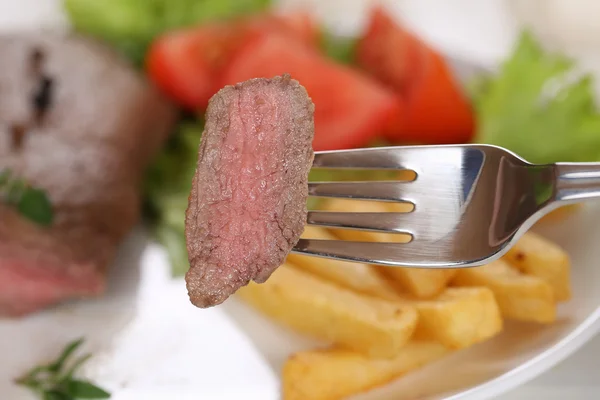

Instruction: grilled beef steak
[0,33,177,317]
[185,75,314,308]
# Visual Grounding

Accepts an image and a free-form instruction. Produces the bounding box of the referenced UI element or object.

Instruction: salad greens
[474,31,600,164]
[144,121,203,276]
[64,0,272,64]
[320,33,358,65]
[15,338,110,400]
[0,169,54,226]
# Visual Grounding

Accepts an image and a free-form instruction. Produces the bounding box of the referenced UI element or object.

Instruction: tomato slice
[357,6,475,144]
[356,7,425,94]
[401,49,475,144]
[255,12,320,46]
[146,13,319,111]
[221,33,400,151]
[147,24,234,111]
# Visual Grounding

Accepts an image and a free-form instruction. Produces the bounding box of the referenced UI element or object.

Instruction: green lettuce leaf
[320,32,358,65]
[64,0,272,64]
[144,120,203,276]
[474,31,600,164]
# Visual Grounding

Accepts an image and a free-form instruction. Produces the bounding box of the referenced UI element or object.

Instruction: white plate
[1,1,600,400]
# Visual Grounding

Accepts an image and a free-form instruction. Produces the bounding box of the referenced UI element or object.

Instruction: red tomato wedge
[356,8,425,93]
[146,13,319,111]
[357,6,475,144]
[401,50,475,144]
[221,33,401,151]
[147,24,234,110]
[259,12,320,46]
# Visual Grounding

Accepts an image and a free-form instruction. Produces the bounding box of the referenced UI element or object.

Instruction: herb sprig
[0,169,54,226]
[15,338,111,400]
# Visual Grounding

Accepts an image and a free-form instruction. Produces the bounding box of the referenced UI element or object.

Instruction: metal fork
[292,144,599,269]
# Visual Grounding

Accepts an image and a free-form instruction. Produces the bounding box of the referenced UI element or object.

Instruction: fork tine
[313,147,422,170]
[292,239,470,268]
[308,181,417,202]
[306,211,416,234]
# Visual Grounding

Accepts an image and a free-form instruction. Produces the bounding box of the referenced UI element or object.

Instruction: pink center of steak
[0,257,103,317]
[212,89,292,267]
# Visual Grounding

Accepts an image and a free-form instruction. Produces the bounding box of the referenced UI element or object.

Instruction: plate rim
[445,307,600,400]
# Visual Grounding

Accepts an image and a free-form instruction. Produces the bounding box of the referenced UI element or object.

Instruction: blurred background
[1,0,599,399]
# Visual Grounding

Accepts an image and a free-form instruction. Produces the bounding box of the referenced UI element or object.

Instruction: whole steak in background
[0,33,177,317]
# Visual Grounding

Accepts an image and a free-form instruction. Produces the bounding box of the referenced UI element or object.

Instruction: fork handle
[555,162,600,203]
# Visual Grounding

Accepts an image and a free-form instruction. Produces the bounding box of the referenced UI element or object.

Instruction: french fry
[289,228,502,348]
[318,198,413,241]
[403,287,503,349]
[397,169,416,181]
[452,260,556,323]
[287,226,402,301]
[378,267,457,300]
[320,198,456,298]
[283,341,450,400]
[237,265,418,358]
[538,204,581,224]
[503,231,571,301]
[289,230,502,348]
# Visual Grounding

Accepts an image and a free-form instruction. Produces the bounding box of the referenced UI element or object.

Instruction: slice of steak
[185,75,315,308]
[0,33,177,317]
